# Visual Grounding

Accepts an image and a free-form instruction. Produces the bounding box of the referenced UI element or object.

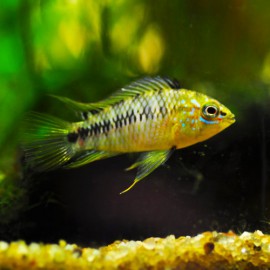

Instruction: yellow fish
[21,77,235,193]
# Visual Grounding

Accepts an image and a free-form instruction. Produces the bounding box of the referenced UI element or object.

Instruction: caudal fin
[21,112,76,172]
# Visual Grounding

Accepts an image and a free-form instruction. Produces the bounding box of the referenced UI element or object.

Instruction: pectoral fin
[120,148,175,194]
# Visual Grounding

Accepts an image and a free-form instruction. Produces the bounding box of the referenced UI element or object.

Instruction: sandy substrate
[0,231,270,269]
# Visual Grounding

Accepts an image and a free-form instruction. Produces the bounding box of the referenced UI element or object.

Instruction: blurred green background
[1,0,270,242]
[1,0,270,166]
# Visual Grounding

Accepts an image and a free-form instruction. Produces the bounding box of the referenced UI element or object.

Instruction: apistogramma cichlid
[21,76,235,193]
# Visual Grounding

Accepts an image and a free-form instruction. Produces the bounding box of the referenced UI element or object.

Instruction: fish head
[195,94,235,142]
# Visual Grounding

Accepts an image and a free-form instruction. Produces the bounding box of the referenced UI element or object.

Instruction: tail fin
[21,112,76,172]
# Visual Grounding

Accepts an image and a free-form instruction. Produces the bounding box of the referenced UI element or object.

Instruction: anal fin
[65,150,120,168]
[120,148,175,194]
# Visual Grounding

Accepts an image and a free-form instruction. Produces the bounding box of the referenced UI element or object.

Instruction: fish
[21,76,235,194]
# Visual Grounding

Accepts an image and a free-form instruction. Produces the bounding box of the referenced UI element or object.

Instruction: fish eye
[202,104,219,118]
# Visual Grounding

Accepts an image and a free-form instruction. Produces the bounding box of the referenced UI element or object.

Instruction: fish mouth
[228,115,236,123]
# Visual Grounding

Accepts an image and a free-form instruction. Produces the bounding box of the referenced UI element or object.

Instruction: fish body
[22,77,235,193]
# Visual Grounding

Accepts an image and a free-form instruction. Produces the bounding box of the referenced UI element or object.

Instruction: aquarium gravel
[0,231,270,269]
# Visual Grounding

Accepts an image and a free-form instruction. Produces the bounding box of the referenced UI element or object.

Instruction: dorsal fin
[120,76,181,94]
[51,76,181,118]
[50,95,102,113]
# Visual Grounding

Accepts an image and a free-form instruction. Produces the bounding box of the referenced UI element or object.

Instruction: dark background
[0,0,270,246]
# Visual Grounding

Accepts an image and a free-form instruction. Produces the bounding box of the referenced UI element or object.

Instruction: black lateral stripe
[113,113,128,129]
[78,127,89,140]
[93,123,100,135]
[89,127,93,136]
[81,112,88,120]
[89,109,99,115]
[128,109,135,124]
[103,119,111,132]
[118,115,123,128]
[78,120,112,138]
[67,132,79,143]
[81,110,99,120]
[159,106,168,116]
[114,118,119,129]
[112,110,138,129]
